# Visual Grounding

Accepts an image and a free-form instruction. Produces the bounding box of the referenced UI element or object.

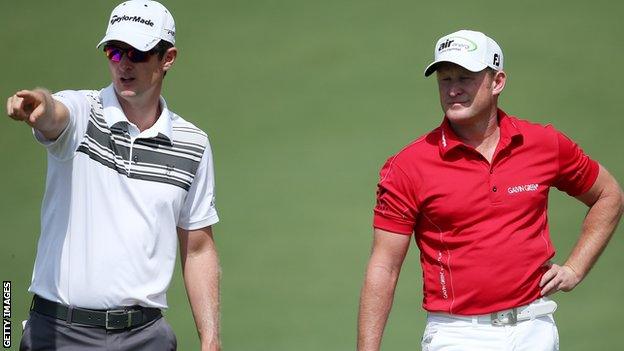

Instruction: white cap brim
[96,31,162,51]
[424,58,488,77]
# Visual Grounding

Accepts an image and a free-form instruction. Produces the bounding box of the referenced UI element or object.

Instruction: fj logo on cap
[493,53,500,66]
[438,37,477,52]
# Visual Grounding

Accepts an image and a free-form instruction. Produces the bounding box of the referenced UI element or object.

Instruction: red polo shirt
[373,109,599,315]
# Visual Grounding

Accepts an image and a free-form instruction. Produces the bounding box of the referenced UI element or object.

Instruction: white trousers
[421,310,559,351]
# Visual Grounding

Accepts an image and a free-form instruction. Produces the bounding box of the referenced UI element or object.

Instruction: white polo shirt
[29,85,219,309]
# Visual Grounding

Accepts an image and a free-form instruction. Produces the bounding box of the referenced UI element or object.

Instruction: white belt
[430,298,558,326]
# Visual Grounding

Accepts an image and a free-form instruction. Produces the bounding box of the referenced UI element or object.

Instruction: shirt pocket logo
[507,183,539,194]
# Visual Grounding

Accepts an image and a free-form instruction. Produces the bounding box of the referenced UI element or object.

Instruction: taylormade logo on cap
[424,29,503,77]
[97,0,176,52]
[110,15,155,27]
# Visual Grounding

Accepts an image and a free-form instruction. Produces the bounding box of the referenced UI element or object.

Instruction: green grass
[1,0,623,350]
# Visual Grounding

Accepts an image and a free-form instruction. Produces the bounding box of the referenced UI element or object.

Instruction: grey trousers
[19,311,177,351]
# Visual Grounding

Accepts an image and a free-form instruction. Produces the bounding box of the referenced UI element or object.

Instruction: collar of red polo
[438,108,523,158]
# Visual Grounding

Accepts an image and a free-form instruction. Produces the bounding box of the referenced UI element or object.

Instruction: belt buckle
[105,309,131,330]
[490,308,517,326]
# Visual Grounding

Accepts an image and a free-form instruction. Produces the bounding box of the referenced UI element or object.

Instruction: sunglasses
[103,45,160,63]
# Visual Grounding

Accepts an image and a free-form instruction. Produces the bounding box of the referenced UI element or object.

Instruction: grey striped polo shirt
[29,85,218,309]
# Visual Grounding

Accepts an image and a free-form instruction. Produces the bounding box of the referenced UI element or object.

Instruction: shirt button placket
[488,166,498,202]
[128,141,135,177]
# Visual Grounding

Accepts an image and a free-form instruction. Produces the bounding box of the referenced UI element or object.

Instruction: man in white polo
[357,29,623,350]
[6,1,221,350]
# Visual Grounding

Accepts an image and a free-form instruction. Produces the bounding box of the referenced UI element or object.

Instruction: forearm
[565,184,624,278]
[541,168,623,296]
[357,264,401,351]
[183,250,221,350]
[30,88,70,140]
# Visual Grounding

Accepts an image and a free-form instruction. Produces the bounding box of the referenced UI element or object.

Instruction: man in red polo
[357,29,623,351]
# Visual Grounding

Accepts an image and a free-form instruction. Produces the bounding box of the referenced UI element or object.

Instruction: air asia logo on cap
[111,15,154,27]
[438,37,477,52]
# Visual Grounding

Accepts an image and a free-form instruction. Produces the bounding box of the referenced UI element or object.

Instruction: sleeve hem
[32,119,71,148]
[569,160,600,196]
[373,216,414,235]
[179,214,219,231]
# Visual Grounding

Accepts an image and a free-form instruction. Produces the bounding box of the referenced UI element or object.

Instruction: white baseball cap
[96,0,176,51]
[424,30,503,77]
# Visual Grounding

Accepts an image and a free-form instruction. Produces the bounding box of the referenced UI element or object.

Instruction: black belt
[31,295,162,330]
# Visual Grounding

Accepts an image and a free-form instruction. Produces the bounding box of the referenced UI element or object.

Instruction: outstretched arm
[357,228,411,351]
[540,165,624,296]
[178,226,221,351]
[6,88,69,140]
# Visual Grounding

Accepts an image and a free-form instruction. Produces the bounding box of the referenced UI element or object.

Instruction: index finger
[540,279,559,297]
[539,267,555,287]
[539,262,560,287]
[15,89,39,102]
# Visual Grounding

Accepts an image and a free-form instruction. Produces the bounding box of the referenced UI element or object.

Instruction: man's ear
[492,70,506,96]
[162,47,178,72]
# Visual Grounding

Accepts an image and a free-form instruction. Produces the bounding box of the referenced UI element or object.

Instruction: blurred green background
[1,0,622,350]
